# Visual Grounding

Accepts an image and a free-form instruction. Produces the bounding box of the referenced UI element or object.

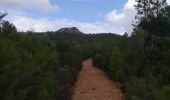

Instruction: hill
[56,27,82,33]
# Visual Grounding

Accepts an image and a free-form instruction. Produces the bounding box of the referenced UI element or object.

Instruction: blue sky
[3,0,168,34]
[51,0,127,22]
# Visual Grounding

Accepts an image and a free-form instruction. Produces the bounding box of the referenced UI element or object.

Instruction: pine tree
[135,0,167,20]
[135,0,152,20]
[150,0,167,17]
[0,12,7,33]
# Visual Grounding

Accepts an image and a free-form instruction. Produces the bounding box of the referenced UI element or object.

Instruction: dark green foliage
[108,48,125,81]
[0,12,7,20]
[48,32,85,70]
[1,21,17,35]
[0,32,85,100]
[135,0,170,37]
[135,0,167,20]
[138,15,170,37]
[93,53,110,70]
[92,1,170,100]
[0,34,58,100]
[156,85,170,100]
[0,14,84,100]
[0,13,16,35]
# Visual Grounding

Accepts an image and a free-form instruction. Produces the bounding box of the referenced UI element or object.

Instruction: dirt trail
[72,59,124,100]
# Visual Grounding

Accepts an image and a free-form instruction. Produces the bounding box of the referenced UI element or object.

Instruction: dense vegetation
[1,0,170,99]
[93,0,170,100]
[0,13,85,100]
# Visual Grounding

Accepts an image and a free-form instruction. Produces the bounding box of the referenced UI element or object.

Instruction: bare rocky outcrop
[56,27,82,33]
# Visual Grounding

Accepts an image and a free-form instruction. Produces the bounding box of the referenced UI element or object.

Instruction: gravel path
[72,59,124,100]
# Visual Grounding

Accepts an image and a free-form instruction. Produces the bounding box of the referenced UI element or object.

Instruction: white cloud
[105,0,170,34]
[124,0,136,9]
[10,15,125,34]
[168,0,170,4]
[5,0,154,35]
[2,0,170,34]
[8,0,137,34]
[106,10,125,25]
[0,0,58,11]
[105,0,137,34]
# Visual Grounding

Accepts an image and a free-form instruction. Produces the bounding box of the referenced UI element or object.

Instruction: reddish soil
[72,59,124,100]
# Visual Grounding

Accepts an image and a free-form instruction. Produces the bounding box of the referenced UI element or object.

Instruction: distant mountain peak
[56,27,82,33]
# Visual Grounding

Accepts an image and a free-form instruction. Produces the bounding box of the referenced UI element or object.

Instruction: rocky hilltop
[56,27,82,33]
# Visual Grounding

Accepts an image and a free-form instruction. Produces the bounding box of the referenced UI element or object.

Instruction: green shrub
[156,85,170,100]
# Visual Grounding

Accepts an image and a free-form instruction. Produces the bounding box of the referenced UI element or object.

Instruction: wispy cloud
[9,15,125,34]
[105,0,137,34]
[5,0,137,35]
[5,0,170,34]
[0,0,59,12]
